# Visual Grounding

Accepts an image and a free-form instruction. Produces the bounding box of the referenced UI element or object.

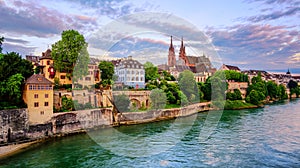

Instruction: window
[45,94,49,98]
[44,102,49,106]
[34,94,38,98]
[47,61,50,65]
[40,111,44,115]
[29,85,33,90]
[60,75,66,79]
[85,77,91,81]
[34,102,39,107]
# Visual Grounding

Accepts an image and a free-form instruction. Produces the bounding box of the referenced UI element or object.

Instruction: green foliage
[224,100,256,110]
[34,67,40,74]
[150,88,167,109]
[177,90,189,106]
[178,70,199,103]
[113,94,130,112]
[61,96,74,112]
[98,61,114,81]
[224,70,248,82]
[209,71,227,101]
[0,52,33,109]
[0,52,33,81]
[198,82,211,101]
[278,84,288,100]
[161,70,176,81]
[266,81,278,99]
[51,30,89,79]
[246,90,265,105]
[226,89,242,100]
[144,62,159,82]
[0,73,24,102]
[53,77,60,90]
[251,72,263,84]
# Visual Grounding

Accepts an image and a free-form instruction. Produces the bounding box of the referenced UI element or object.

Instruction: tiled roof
[90,57,100,65]
[40,49,52,60]
[116,57,143,69]
[224,64,241,71]
[25,74,53,84]
[26,55,40,63]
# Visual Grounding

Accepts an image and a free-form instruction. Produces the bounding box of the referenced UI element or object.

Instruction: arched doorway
[7,128,11,142]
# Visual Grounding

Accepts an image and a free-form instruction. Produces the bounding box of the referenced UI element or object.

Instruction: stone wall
[117,102,210,125]
[52,108,114,134]
[0,109,28,144]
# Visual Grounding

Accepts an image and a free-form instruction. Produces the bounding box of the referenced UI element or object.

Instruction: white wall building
[114,56,145,88]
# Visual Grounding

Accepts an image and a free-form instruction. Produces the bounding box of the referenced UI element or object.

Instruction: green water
[1,99,300,167]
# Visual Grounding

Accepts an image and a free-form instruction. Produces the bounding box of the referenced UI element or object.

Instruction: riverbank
[224,100,259,110]
[0,140,40,159]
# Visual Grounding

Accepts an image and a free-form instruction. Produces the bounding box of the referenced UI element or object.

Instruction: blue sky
[1,0,299,71]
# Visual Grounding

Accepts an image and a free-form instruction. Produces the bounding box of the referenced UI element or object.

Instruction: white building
[114,56,145,88]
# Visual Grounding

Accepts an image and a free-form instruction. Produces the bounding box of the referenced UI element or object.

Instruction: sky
[1,0,299,71]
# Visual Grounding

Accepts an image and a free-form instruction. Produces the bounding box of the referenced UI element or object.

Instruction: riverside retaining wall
[117,102,210,125]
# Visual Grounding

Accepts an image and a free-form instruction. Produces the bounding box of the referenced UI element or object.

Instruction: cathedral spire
[168,36,176,67]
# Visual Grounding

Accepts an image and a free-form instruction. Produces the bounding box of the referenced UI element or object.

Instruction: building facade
[23,74,53,124]
[114,56,145,88]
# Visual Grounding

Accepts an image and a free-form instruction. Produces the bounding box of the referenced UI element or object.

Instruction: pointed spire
[170,36,173,46]
[169,36,174,51]
[181,36,184,48]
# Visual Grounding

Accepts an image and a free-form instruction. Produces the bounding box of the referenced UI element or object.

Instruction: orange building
[23,74,53,124]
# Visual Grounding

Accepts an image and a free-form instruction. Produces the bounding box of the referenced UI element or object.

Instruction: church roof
[25,74,53,84]
[175,65,191,72]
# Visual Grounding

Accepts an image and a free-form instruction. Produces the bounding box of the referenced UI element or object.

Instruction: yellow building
[23,74,53,124]
[39,49,72,85]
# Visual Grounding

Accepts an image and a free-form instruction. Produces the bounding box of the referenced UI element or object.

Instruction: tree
[0,52,33,109]
[150,88,167,109]
[0,73,24,104]
[0,36,4,53]
[226,89,242,100]
[61,96,74,112]
[246,90,265,105]
[144,62,159,82]
[0,52,33,81]
[113,94,130,112]
[51,30,89,79]
[98,61,114,84]
[278,84,288,100]
[287,80,298,98]
[178,70,199,103]
[266,81,278,99]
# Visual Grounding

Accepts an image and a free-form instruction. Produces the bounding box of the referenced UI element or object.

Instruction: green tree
[226,89,242,100]
[224,70,248,82]
[98,61,114,85]
[278,84,288,100]
[150,88,167,109]
[51,30,89,79]
[246,90,265,105]
[0,52,33,81]
[266,81,278,99]
[113,94,130,112]
[144,62,159,82]
[0,73,24,103]
[61,96,74,112]
[178,70,199,103]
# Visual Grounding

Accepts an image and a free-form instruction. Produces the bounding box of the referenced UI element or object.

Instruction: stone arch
[130,98,141,109]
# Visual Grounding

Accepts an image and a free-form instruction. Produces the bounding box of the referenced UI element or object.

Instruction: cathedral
[163,36,216,79]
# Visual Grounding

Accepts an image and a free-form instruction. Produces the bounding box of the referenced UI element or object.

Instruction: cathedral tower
[168,36,176,67]
[179,37,188,65]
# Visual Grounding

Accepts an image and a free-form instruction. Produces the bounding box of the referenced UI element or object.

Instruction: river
[1,99,300,167]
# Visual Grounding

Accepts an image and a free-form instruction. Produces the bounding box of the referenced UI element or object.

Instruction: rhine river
[1,99,300,167]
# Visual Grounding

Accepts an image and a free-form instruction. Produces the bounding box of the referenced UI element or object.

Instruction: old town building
[23,74,53,124]
[114,56,145,88]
